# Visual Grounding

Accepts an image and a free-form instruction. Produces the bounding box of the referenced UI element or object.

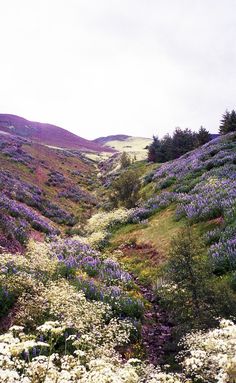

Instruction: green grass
[108,206,187,285]
[111,207,185,255]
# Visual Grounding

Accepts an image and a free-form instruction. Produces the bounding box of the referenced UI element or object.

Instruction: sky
[0,0,236,139]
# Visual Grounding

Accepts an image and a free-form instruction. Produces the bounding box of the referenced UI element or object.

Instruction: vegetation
[219,109,236,134]
[158,227,236,336]
[0,122,235,382]
[109,169,141,208]
[148,126,211,163]
[120,151,131,168]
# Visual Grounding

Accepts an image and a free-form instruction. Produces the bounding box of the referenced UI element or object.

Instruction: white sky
[0,0,236,139]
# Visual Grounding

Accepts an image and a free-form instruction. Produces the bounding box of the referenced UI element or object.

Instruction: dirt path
[118,243,173,365]
[135,278,172,365]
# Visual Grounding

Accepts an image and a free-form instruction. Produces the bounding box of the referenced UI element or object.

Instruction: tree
[160,134,173,161]
[120,152,131,168]
[147,135,161,162]
[167,228,208,316]
[219,109,236,134]
[171,128,196,159]
[197,126,211,145]
[109,169,141,208]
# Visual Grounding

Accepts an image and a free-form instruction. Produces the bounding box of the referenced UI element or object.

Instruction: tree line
[147,126,211,163]
[148,109,236,163]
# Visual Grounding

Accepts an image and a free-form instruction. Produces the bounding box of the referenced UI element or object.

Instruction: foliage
[120,151,131,168]
[157,224,236,339]
[158,228,215,329]
[219,109,236,134]
[197,126,211,145]
[147,127,211,163]
[109,169,141,208]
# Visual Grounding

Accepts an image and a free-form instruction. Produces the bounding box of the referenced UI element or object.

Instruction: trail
[118,242,173,365]
[135,278,172,365]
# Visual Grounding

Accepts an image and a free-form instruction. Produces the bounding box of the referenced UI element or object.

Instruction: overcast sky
[0,0,236,139]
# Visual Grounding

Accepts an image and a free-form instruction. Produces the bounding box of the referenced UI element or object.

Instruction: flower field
[141,133,236,275]
[0,131,235,382]
[1,239,235,382]
[0,132,99,251]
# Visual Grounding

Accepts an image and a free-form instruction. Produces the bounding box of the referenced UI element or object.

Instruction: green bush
[109,169,141,209]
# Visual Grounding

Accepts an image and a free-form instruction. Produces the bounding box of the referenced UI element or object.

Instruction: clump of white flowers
[180,319,236,383]
[86,208,130,234]
[0,234,235,383]
[78,208,131,249]
[0,324,184,383]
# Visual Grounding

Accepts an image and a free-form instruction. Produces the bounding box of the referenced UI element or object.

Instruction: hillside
[0,114,114,153]
[107,132,236,280]
[93,134,131,144]
[0,130,101,252]
[95,135,152,160]
[0,130,235,381]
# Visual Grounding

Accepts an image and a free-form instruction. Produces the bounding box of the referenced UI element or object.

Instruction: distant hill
[0,114,114,153]
[94,135,152,160]
[94,135,131,144]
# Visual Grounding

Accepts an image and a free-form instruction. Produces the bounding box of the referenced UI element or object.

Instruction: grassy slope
[109,207,186,284]
[107,134,236,285]
[102,136,152,161]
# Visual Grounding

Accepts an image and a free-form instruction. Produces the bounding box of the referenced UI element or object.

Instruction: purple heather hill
[0,114,114,153]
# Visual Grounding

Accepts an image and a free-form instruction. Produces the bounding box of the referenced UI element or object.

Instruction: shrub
[109,169,141,209]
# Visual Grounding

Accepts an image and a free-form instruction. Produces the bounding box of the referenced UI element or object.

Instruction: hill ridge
[0,114,114,153]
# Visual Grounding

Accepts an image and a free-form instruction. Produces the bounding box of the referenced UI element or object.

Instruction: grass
[108,206,186,285]
[112,207,185,255]
[103,137,152,161]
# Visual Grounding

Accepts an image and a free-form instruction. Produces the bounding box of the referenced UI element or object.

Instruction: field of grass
[103,136,152,160]
[108,207,186,285]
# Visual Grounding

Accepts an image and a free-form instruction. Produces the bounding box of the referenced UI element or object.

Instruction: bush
[158,227,236,335]
[109,169,141,208]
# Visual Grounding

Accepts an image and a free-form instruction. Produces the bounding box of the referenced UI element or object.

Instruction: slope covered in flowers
[0,239,235,382]
[0,131,99,252]
[144,132,236,275]
[106,133,236,279]
[0,131,236,382]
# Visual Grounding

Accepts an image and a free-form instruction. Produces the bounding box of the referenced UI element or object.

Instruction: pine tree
[147,135,161,162]
[171,128,196,159]
[159,134,173,161]
[197,126,211,145]
[219,109,236,135]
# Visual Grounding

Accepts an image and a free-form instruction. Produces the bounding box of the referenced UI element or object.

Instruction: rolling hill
[94,135,152,160]
[0,114,114,153]
[0,129,102,252]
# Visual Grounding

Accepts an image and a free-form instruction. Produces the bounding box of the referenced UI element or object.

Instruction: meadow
[0,131,235,382]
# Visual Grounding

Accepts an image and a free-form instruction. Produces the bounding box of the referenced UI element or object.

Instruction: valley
[0,115,235,382]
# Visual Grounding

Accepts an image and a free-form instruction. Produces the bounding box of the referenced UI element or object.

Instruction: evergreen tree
[219,109,236,134]
[147,135,161,162]
[158,134,173,162]
[197,126,211,145]
[171,128,196,159]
